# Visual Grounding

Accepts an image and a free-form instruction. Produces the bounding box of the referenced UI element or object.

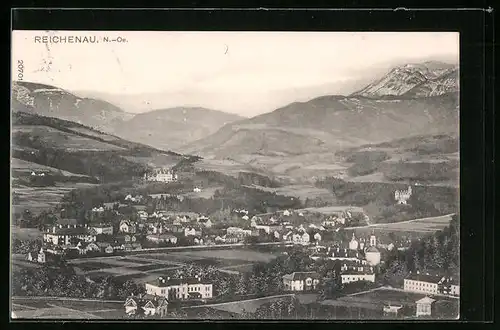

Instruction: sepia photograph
[10,31,460,320]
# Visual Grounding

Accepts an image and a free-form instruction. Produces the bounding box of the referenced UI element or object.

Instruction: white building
[90,223,113,235]
[43,224,97,246]
[226,227,252,238]
[365,246,381,266]
[145,276,213,300]
[395,186,412,204]
[416,296,435,317]
[349,233,359,250]
[282,272,320,291]
[404,273,444,295]
[144,169,178,183]
[341,273,375,284]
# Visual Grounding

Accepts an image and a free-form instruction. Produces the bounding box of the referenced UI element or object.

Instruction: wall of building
[404,280,438,294]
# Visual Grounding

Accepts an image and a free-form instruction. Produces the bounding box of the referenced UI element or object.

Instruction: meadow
[66,248,277,284]
[338,288,458,307]
[346,214,454,236]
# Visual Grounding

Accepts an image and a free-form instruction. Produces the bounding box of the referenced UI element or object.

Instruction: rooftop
[416,296,436,304]
[283,272,321,281]
[148,276,210,287]
[406,273,444,284]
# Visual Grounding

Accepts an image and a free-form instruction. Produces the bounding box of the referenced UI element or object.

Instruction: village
[16,169,459,320]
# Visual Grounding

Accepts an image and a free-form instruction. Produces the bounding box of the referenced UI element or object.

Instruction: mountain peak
[352,60,458,99]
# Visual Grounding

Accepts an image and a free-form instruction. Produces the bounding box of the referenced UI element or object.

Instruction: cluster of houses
[280,268,458,319]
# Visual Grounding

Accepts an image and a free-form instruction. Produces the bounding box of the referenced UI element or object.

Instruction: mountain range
[110,107,243,151]
[181,61,459,156]
[12,81,134,130]
[12,81,245,152]
[11,60,459,182]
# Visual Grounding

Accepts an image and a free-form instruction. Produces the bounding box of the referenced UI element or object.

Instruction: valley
[10,57,460,321]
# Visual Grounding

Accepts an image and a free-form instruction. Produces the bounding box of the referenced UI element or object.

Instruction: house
[383,305,403,317]
[197,217,212,228]
[438,276,460,296]
[329,247,360,261]
[282,272,320,291]
[131,242,142,250]
[137,211,148,220]
[193,237,204,245]
[184,227,202,237]
[415,297,435,317]
[146,234,178,245]
[125,194,144,203]
[124,295,169,317]
[144,169,178,183]
[43,224,97,246]
[92,206,105,213]
[145,275,213,300]
[226,234,240,243]
[313,232,322,242]
[115,234,136,244]
[283,231,310,245]
[283,210,291,216]
[341,273,376,284]
[90,223,113,235]
[404,272,444,295]
[27,248,46,263]
[119,220,137,234]
[165,224,184,234]
[96,242,114,254]
[85,242,100,253]
[226,227,252,238]
[193,187,202,193]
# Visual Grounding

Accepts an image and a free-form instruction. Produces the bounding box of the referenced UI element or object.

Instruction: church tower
[369,231,377,247]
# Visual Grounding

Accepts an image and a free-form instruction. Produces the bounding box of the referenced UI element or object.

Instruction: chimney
[67,224,70,228]
[52,226,56,233]
[59,224,63,229]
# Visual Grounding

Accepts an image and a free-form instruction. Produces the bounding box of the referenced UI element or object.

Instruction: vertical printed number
[17,60,24,81]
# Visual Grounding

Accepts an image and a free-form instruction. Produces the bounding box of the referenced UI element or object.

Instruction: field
[11,297,123,319]
[299,205,366,215]
[166,249,278,263]
[11,226,42,240]
[11,158,90,177]
[338,288,458,307]
[181,186,222,199]
[196,294,294,314]
[249,184,335,203]
[122,153,183,169]
[66,248,278,284]
[69,255,182,283]
[12,182,97,213]
[66,126,121,142]
[346,214,453,235]
[13,125,126,151]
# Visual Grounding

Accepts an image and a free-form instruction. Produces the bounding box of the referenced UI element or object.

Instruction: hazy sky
[12,31,459,116]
